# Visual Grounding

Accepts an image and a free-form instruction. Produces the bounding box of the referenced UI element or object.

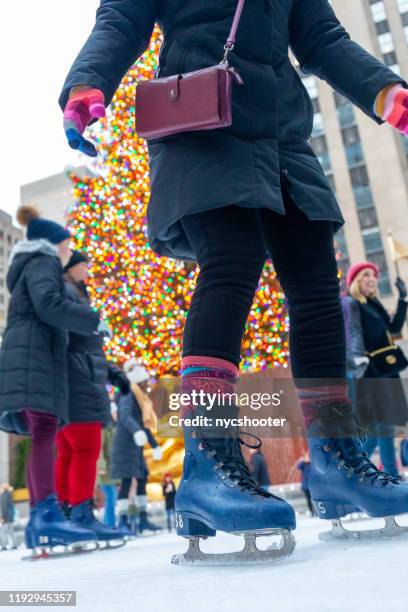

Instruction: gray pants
[0,523,16,549]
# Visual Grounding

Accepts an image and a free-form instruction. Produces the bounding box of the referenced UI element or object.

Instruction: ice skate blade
[319,516,408,542]
[171,529,296,566]
[97,539,127,550]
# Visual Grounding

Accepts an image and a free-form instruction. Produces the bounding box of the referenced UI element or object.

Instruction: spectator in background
[344,263,408,478]
[162,473,176,532]
[297,453,314,516]
[0,484,17,550]
[248,447,271,491]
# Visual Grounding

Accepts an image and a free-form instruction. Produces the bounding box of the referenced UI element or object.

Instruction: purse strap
[222,0,246,63]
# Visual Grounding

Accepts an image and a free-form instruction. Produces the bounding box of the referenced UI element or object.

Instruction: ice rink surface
[1,515,407,612]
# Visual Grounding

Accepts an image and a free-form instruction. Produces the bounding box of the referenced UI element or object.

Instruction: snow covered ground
[1,514,407,612]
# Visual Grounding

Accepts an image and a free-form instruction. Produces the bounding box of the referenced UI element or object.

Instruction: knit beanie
[17,205,71,245]
[64,250,88,273]
[346,262,379,288]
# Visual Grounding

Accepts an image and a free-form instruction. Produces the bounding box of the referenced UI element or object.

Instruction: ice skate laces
[198,429,272,497]
[317,402,399,486]
[327,437,399,486]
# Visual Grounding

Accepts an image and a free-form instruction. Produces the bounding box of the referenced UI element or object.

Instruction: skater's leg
[180,205,265,412]
[172,206,296,564]
[117,478,132,530]
[55,428,72,504]
[25,411,58,505]
[260,183,348,420]
[64,423,102,505]
[181,205,267,365]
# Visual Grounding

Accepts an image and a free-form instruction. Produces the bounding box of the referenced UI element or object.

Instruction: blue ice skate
[25,495,96,557]
[308,403,408,541]
[172,407,296,565]
[71,500,126,549]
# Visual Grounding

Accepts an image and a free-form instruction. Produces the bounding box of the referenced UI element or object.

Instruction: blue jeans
[363,425,399,478]
[100,484,117,528]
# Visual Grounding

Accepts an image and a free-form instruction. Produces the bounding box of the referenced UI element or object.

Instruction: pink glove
[63,86,105,157]
[375,84,408,135]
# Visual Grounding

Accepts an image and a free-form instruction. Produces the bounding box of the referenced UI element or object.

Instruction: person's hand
[133,430,148,447]
[375,84,408,134]
[63,86,105,157]
[395,276,407,299]
[97,320,113,339]
[152,446,163,461]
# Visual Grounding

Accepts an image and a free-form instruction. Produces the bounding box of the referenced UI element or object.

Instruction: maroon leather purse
[135,0,245,140]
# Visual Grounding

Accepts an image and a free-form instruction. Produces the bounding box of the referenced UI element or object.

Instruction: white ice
[0,515,407,612]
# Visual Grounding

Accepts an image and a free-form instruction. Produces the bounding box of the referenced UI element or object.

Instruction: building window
[375,19,389,34]
[357,206,379,229]
[382,50,398,66]
[353,186,374,209]
[370,1,387,23]
[349,165,370,188]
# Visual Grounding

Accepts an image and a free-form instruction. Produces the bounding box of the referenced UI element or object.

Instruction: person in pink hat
[344,262,408,477]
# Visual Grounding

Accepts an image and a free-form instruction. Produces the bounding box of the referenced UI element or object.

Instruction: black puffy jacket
[64,280,129,424]
[0,240,99,429]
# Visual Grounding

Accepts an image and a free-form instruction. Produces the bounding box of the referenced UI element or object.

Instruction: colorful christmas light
[68,27,289,376]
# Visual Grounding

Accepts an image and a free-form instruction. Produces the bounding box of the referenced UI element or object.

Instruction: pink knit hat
[346,262,379,288]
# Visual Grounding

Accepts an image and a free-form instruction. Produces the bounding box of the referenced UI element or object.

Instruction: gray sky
[1,1,101,217]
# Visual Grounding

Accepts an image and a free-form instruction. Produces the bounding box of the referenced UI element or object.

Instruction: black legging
[118,478,147,500]
[181,180,346,383]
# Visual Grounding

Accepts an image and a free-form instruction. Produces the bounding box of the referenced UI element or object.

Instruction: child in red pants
[55,251,130,542]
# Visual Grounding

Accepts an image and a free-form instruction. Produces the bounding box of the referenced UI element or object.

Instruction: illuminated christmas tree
[68,28,289,376]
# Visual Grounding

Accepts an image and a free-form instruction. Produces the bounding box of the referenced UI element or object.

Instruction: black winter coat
[110,391,158,480]
[0,240,99,428]
[64,281,129,424]
[60,0,405,261]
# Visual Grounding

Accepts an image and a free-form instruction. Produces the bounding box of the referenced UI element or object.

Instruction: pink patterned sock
[181,356,239,418]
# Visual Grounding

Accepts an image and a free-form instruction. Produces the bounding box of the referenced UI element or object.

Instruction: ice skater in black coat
[0,206,103,548]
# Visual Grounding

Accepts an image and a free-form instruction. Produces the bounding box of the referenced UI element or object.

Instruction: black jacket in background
[64,280,128,425]
[358,297,408,361]
[354,297,408,427]
[0,240,99,427]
